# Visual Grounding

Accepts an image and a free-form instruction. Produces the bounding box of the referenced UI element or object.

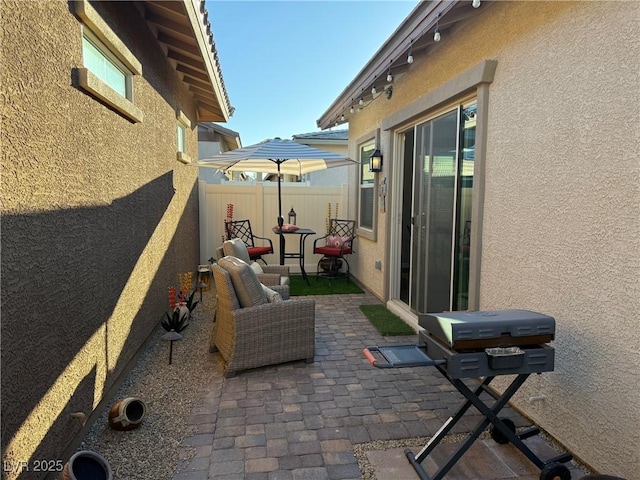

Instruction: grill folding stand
[363,310,573,480]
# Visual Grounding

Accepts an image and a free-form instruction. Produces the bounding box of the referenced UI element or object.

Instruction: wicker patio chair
[216,238,290,296]
[211,259,315,378]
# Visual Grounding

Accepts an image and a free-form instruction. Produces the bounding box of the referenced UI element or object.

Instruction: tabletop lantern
[288,207,297,225]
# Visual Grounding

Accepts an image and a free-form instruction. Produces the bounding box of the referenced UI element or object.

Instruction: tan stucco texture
[1,1,202,476]
[347,1,639,477]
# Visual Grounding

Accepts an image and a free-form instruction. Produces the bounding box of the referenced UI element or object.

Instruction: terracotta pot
[320,258,343,272]
[62,450,112,480]
[108,397,146,431]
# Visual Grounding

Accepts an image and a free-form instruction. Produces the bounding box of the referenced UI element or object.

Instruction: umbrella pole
[277,162,285,265]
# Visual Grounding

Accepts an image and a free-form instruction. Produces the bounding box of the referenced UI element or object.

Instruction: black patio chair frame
[224,219,273,264]
[313,219,356,282]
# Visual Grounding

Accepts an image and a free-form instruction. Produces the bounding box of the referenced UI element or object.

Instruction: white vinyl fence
[198,181,350,273]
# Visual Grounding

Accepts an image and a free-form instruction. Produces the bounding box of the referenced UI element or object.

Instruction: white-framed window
[176,111,192,164]
[73,0,143,123]
[358,142,376,232]
[82,30,130,100]
[177,124,186,153]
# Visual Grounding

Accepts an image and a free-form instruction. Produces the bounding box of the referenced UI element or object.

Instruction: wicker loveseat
[211,257,315,377]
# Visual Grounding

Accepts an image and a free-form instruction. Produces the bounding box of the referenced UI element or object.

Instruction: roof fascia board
[317,0,456,129]
[182,0,230,121]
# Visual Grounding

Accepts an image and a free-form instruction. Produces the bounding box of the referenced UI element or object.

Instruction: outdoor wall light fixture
[369,148,383,173]
[387,70,393,83]
[472,0,481,8]
[371,85,377,95]
[350,105,354,114]
[359,97,364,106]
[407,51,414,64]
[434,27,441,42]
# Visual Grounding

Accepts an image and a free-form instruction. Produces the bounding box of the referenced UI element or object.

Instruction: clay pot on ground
[108,397,146,431]
[320,258,343,272]
[62,450,112,480]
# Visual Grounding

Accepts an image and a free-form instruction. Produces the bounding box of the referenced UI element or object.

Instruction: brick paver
[172,290,529,479]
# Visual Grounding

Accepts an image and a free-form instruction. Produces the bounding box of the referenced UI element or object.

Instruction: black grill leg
[405,372,565,480]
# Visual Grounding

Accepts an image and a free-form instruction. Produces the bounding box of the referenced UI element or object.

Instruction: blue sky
[206,0,418,146]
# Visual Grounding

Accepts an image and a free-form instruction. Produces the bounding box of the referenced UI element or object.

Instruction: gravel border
[80,288,217,479]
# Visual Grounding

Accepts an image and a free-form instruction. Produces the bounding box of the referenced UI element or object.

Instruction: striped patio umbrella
[196,137,358,263]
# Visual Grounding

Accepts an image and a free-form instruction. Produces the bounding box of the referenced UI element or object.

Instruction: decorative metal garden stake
[162,330,182,364]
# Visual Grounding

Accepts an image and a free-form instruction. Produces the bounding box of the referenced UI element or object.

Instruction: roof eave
[142,0,233,123]
[183,0,231,122]
[317,0,488,130]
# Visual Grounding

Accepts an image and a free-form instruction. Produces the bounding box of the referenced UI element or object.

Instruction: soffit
[317,0,493,130]
[140,0,233,122]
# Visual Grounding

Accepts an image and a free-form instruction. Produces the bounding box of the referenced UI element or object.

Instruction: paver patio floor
[172,288,584,480]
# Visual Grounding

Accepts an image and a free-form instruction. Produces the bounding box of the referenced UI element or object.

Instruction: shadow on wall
[0,170,201,472]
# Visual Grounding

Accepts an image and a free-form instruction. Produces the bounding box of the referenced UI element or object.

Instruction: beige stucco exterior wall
[1,1,202,476]
[346,1,639,476]
[347,131,387,300]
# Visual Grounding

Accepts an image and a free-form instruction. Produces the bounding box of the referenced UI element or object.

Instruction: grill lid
[418,309,555,350]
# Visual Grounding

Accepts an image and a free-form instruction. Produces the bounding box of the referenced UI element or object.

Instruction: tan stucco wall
[1,1,202,476]
[347,1,639,476]
[347,132,387,300]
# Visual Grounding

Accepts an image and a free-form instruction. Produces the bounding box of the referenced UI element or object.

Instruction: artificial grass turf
[359,304,415,336]
[289,275,363,296]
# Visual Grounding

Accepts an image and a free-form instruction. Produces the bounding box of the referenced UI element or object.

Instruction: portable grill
[363,309,573,480]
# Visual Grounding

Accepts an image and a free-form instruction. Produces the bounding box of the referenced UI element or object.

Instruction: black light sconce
[369,148,383,173]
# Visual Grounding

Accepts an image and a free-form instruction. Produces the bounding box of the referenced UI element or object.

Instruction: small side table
[272,227,316,285]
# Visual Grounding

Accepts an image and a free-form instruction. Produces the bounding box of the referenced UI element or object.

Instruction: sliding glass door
[400,103,476,313]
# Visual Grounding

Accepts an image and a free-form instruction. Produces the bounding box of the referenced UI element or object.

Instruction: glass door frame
[387,96,483,315]
[383,60,497,323]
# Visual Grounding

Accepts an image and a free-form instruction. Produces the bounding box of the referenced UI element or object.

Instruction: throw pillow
[274,223,299,232]
[250,262,264,275]
[326,235,340,247]
[218,256,267,308]
[223,238,252,264]
[340,236,352,249]
[262,284,283,303]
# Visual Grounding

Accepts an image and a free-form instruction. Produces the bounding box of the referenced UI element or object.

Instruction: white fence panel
[199,181,349,274]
